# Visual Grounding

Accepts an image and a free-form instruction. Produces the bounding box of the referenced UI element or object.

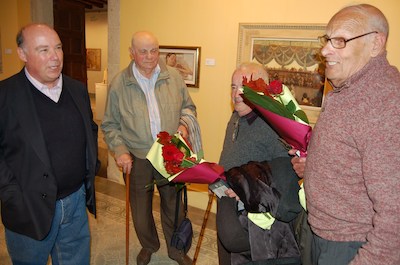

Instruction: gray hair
[16,25,29,47]
[234,62,269,83]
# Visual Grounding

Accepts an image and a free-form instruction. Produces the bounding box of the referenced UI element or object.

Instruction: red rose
[253,78,269,94]
[242,76,269,94]
[268,80,283,95]
[157,131,173,145]
[165,160,183,175]
[162,144,184,164]
[156,130,201,177]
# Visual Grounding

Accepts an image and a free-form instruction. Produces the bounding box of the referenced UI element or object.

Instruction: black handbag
[170,185,193,254]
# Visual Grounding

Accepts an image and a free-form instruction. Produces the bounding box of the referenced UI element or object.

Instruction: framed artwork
[159,46,201,88]
[237,23,330,124]
[86,48,101,71]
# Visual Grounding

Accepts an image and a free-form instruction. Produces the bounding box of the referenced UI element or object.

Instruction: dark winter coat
[217,157,305,265]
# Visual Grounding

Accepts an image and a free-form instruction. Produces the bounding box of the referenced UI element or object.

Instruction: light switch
[5,48,12,54]
[205,58,216,66]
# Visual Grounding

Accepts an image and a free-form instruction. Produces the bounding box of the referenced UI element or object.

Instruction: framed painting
[86,48,101,71]
[159,46,201,88]
[237,23,330,124]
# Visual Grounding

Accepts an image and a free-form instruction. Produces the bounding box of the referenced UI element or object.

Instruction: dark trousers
[128,156,184,258]
[217,236,232,265]
[311,234,364,265]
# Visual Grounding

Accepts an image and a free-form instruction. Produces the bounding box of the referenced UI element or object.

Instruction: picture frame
[237,23,330,125]
[159,46,201,88]
[86,48,101,71]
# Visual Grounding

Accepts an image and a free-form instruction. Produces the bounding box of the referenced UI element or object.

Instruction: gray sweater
[305,52,400,265]
[219,111,289,170]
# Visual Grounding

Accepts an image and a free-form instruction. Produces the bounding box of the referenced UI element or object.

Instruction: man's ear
[370,33,386,57]
[17,47,27,62]
[128,47,134,60]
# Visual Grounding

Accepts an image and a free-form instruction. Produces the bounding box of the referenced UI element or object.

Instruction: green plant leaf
[243,86,295,120]
[181,159,196,168]
[196,149,204,162]
[286,100,296,114]
[294,110,309,124]
[173,136,191,157]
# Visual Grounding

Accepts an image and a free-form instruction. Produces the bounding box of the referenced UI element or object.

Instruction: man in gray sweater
[291,4,400,264]
[217,63,291,264]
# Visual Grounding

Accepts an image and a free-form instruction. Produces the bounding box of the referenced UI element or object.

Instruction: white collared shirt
[132,63,161,140]
[25,68,63,102]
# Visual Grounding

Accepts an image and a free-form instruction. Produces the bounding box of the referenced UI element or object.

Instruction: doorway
[53,0,88,85]
[53,0,110,178]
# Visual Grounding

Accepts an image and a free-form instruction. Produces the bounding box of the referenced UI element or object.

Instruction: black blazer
[0,69,99,240]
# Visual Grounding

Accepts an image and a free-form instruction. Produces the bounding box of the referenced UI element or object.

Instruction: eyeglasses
[318,31,378,49]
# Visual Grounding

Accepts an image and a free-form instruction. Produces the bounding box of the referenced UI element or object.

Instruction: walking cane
[125,172,130,265]
[193,192,214,265]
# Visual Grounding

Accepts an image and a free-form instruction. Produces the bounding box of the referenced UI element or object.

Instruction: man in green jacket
[101,31,195,265]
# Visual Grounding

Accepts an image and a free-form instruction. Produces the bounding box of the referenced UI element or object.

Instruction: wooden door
[53,0,87,86]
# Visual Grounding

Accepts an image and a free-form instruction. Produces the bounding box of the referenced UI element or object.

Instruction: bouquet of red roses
[241,77,309,211]
[146,131,225,184]
[241,77,312,157]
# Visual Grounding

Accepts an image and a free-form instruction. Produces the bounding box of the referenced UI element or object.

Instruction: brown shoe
[137,248,153,265]
[175,254,193,265]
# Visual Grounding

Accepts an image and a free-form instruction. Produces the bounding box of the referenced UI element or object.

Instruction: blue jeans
[5,184,90,265]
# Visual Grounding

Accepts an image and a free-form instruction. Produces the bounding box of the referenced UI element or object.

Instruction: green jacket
[101,60,196,159]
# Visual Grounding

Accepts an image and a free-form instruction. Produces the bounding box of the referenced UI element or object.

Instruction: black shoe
[137,248,153,265]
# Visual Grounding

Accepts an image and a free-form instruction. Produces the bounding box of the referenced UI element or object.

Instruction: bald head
[232,62,269,84]
[129,31,160,78]
[16,23,59,48]
[231,63,269,116]
[131,31,159,50]
[321,4,390,87]
[329,4,388,41]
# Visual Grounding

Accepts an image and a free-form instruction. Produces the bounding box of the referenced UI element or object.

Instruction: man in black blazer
[0,23,99,264]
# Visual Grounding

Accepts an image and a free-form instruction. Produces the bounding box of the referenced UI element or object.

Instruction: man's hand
[177,125,188,139]
[289,149,306,178]
[115,153,133,175]
[225,188,240,201]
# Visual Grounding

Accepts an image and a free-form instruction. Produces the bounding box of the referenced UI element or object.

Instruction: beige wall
[0,0,30,80]
[119,0,400,165]
[85,12,108,94]
[1,0,399,175]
